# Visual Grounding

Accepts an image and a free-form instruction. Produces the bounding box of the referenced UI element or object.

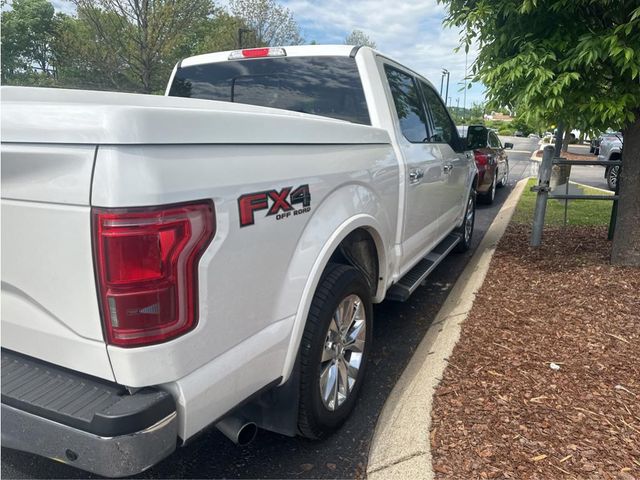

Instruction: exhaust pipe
[216,416,258,446]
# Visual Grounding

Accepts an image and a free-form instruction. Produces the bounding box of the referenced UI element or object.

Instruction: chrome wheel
[608,166,619,191]
[464,194,474,243]
[500,163,509,187]
[490,172,497,200]
[319,294,366,411]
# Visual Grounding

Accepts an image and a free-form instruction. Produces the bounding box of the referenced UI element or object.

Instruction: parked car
[598,134,623,190]
[514,130,525,137]
[591,132,621,155]
[458,125,511,204]
[1,45,478,477]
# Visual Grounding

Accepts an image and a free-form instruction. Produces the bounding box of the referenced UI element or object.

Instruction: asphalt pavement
[1,136,602,479]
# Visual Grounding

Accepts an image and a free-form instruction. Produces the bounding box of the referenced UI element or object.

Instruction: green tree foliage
[1,0,56,83]
[229,0,303,47]
[440,0,640,131]
[440,0,640,264]
[72,0,215,93]
[344,29,376,49]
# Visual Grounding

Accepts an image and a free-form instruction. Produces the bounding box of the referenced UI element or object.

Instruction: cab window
[384,65,428,143]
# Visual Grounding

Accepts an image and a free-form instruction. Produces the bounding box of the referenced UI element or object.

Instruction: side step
[386,233,461,302]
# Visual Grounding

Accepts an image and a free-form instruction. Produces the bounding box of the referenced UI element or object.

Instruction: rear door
[419,82,469,230]
[383,64,445,267]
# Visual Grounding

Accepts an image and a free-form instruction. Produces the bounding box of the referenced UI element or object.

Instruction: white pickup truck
[1,45,477,476]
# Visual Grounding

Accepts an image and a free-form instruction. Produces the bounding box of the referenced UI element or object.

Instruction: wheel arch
[277,212,390,384]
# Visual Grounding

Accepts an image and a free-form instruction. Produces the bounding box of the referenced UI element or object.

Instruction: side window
[384,65,428,143]
[489,131,502,148]
[420,82,460,151]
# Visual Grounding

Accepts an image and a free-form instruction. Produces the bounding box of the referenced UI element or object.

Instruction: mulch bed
[430,225,640,479]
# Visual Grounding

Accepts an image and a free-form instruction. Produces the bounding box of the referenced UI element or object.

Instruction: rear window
[466,126,488,149]
[168,56,370,125]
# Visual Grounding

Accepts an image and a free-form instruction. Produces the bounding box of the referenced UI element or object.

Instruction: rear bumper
[2,404,178,477]
[1,349,178,477]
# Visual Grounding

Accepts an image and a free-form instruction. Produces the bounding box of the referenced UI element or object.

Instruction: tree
[52,10,137,90]
[229,0,303,47]
[440,0,640,266]
[72,0,215,93]
[1,0,56,82]
[344,29,376,48]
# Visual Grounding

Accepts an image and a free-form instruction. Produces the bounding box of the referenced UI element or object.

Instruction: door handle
[409,168,424,184]
[443,164,453,174]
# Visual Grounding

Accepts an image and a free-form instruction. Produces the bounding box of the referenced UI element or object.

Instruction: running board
[386,233,461,302]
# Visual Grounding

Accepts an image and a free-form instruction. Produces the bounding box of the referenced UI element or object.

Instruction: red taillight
[474,150,490,166]
[228,47,287,60]
[93,201,215,347]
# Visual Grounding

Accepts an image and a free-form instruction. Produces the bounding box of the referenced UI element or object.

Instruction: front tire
[498,162,509,188]
[297,264,372,439]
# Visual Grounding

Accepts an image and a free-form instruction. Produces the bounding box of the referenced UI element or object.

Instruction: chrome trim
[1,404,178,477]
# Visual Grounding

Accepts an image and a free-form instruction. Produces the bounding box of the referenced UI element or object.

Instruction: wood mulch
[430,225,640,479]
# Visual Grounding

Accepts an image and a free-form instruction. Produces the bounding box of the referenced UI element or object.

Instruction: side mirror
[504,142,514,149]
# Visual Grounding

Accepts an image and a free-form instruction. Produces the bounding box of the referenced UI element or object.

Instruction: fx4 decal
[238,184,311,227]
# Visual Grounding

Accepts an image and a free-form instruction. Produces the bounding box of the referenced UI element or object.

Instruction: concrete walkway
[366,178,529,480]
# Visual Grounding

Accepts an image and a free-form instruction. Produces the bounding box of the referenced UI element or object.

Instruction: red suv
[459,125,511,204]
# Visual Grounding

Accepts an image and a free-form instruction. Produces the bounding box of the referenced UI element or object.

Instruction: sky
[282,0,485,108]
[49,0,485,108]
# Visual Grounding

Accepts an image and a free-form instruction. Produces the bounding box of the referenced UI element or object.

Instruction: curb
[366,178,530,480]
[530,149,543,161]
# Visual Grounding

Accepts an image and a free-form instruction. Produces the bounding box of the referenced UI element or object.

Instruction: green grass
[513,178,613,226]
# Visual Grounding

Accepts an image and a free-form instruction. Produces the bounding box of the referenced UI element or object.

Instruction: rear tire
[479,171,497,204]
[454,190,475,253]
[297,263,372,439]
[607,165,620,191]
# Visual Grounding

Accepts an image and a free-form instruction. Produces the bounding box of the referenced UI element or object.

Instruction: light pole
[441,69,450,104]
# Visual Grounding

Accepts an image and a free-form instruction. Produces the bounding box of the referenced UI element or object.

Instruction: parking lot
[1,136,611,479]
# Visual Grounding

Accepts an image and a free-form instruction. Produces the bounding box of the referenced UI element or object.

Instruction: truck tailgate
[1,143,114,381]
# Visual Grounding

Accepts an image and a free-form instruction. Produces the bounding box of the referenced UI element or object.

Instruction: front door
[420,82,469,231]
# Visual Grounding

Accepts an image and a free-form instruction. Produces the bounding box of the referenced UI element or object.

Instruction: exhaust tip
[216,416,258,446]
[236,422,258,446]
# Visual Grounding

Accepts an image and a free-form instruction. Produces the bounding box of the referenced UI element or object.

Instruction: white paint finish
[96,143,399,387]
[160,316,294,440]
[1,144,96,205]
[0,201,107,340]
[1,200,113,380]
[1,294,114,380]
[1,86,389,146]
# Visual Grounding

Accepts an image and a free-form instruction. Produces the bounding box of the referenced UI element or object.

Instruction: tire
[498,162,509,188]
[479,171,497,204]
[454,190,476,253]
[297,263,373,439]
[607,165,620,191]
